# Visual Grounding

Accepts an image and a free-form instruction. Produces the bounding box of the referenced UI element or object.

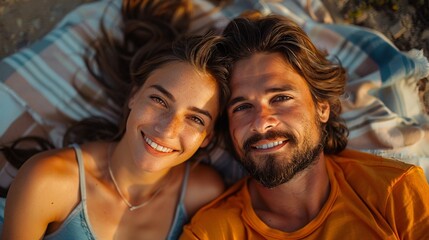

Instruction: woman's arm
[1,149,80,239]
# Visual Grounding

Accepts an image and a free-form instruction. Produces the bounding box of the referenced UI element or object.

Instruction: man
[180,13,429,239]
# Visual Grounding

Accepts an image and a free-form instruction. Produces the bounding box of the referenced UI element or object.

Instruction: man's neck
[248,155,330,232]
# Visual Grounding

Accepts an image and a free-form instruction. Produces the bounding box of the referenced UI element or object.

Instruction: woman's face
[124,61,219,172]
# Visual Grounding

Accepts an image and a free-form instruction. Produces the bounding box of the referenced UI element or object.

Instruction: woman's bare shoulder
[8,146,81,213]
[3,146,82,238]
[185,162,225,216]
[17,146,80,181]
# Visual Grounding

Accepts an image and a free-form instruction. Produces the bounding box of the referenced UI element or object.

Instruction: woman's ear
[128,87,140,109]
[317,101,330,123]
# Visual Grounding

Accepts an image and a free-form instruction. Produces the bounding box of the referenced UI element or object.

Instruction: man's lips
[252,140,286,150]
[143,134,175,153]
[243,130,295,152]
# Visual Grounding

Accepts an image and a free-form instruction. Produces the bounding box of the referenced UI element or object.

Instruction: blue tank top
[0,144,190,239]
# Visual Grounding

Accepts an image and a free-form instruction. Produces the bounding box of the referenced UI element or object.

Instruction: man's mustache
[242,130,297,152]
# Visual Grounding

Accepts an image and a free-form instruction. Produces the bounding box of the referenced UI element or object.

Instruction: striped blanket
[1,0,428,184]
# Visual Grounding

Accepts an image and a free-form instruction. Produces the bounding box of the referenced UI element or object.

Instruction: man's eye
[232,104,251,113]
[189,116,205,126]
[150,96,167,107]
[271,95,291,103]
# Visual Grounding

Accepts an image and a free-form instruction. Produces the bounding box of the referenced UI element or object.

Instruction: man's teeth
[144,136,173,153]
[255,141,284,150]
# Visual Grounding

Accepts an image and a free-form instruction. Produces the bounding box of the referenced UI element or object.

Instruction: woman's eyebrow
[189,107,212,120]
[150,84,212,120]
[149,85,175,101]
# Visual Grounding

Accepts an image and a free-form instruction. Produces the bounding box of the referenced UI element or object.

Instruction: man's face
[227,53,330,188]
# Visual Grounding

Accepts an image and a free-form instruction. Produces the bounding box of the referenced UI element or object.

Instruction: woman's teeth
[144,136,174,153]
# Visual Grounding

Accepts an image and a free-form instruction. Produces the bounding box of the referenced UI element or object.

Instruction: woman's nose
[154,114,183,138]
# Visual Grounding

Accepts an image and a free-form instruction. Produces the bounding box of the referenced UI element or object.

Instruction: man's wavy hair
[220,13,348,154]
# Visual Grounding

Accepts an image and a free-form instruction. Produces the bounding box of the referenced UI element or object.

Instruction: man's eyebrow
[228,85,294,108]
[189,107,213,120]
[227,96,246,108]
[149,85,175,101]
[265,85,294,93]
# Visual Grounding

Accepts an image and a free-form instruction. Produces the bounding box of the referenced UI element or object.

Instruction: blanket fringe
[404,49,429,79]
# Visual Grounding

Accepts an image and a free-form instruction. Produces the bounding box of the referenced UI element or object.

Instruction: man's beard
[240,124,325,189]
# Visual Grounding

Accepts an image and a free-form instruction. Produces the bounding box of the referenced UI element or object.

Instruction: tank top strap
[71,144,88,202]
[178,161,191,203]
[44,144,97,239]
[166,161,192,239]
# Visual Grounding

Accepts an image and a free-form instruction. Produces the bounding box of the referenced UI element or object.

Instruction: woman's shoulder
[19,146,80,179]
[10,146,82,201]
[19,142,106,178]
[4,146,83,230]
[188,162,225,193]
[185,162,225,216]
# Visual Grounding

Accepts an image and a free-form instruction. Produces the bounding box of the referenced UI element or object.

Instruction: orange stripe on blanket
[0,112,49,145]
[4,72,77,126]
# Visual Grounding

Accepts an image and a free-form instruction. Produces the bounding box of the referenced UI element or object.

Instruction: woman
[1,34,229,240]
[0,1,231,239]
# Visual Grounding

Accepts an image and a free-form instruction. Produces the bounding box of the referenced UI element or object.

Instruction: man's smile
[252,140,286,150]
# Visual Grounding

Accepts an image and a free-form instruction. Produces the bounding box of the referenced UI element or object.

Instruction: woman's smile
[142,133,177,155]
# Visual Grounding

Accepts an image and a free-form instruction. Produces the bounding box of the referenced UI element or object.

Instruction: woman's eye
[271,95,291,103]
[232,104,251,113]
[150,96,167,107]
[189,116,205,126]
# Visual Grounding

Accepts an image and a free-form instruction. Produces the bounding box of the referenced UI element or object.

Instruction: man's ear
[200,132,214,148]
[317,101,330,123]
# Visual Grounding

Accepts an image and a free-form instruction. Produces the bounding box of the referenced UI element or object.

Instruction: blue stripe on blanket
[0,85,27,136]
[27,38,54,55]
[0,62,15,83]
[325,24,416,84]
[5,49,93,120]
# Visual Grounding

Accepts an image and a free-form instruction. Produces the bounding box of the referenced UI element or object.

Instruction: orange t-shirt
[181,149,429,239]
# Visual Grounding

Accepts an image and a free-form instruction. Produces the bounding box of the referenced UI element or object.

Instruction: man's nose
[251,107,279,133]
